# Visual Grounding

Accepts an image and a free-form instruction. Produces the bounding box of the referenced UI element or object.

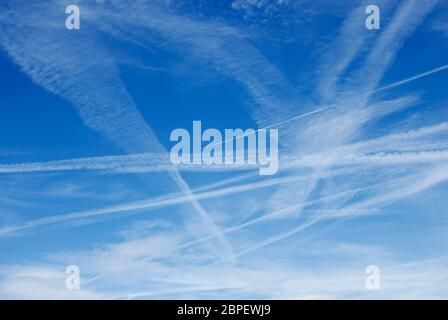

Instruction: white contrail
[198,166,439,264]
[170,206,378,256]
[0,62,445,176]
[266,63,448,130]
[230,166,448,259]
[2,148,447,174]
[258,0,441,237]
[0,169,353,236]
[0,1,234,259]
[0,153,254,173]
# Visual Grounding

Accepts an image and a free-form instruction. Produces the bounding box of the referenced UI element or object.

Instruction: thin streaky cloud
[0,164,435,239]
[0,0,234,259]
[1,0,447,299]
[229,166,448,260]
[0,171,348,236]
[2,149,448,174]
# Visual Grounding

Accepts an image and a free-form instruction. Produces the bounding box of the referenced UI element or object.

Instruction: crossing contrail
[266,63,448,130]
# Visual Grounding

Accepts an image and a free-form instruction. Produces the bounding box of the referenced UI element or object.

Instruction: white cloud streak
[0,0,234,260]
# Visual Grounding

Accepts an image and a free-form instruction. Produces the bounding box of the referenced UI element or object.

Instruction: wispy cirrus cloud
[0,0,234,260]
[1,0,447,299]
[3,231,448,299]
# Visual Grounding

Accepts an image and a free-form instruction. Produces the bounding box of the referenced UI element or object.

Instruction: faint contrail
[0,1,234,259]
[229,166,448,259]
[0,169,353,236]
[161,63,448,152]
[0,65,445,176]
[266,63,448,130]
[2,148,448,174]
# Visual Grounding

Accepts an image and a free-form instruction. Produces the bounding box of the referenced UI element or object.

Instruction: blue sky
[0,0,448,299]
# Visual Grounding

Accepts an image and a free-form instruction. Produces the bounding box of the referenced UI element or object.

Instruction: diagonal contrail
[0,0,234,259]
